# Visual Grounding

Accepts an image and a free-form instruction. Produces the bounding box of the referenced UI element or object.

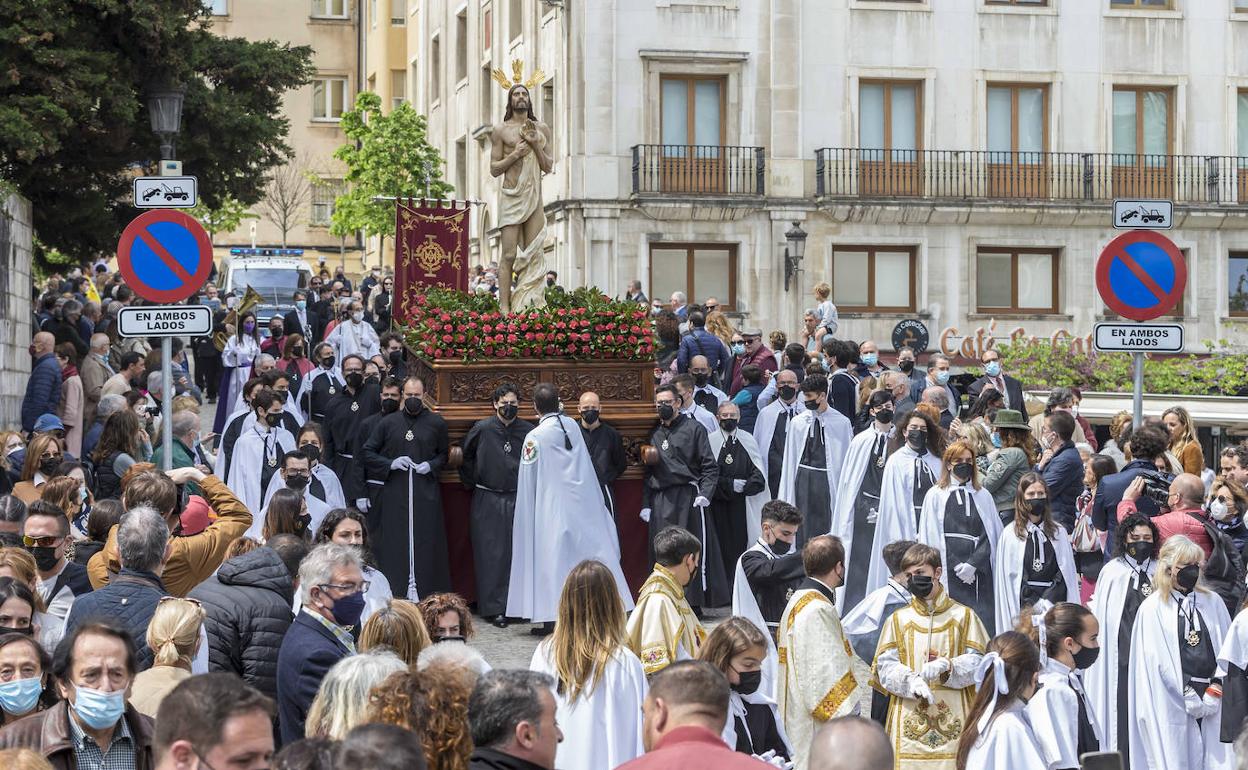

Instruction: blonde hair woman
[129,598,206,718]
[1162,406,1205,476]
[529,560,647,770]
[305,650,406,740]
[698,616,791,760]
[705,310,735,347]
[1127,535,1232,768]
[359,599,433,666]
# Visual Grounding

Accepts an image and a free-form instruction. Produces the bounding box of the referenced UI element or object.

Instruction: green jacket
[151,439,200,495]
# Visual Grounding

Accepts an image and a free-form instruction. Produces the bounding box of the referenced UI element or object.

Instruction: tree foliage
[0,0,313,264]
[187,194,255,244]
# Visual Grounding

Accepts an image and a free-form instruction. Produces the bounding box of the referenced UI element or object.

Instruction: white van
[219,252,314,333]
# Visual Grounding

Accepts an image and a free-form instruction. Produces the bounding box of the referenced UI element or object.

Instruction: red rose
[535,333,546,342]
[494,348,506,357]
[455,334,465,343]
[628,335,638,344]
[508,334,518,343]
[484,347,493,356]
[524,333,534,341]
[441,334,452,343]
[545,345,556,355]
[440,313,451,322]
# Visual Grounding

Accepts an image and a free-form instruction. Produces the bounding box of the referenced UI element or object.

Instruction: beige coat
[129,665,192,719]
[58,374,83,457]
[79,352,112,427]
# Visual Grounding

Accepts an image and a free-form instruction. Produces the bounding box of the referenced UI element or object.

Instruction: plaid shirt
[69,709,138,770]
[304,608,356,653]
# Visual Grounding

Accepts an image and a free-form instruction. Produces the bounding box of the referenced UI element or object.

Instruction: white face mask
[352,311,364,323]
[1209,499,1235,522]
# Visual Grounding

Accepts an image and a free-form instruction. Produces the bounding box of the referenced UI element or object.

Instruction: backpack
[1186,512,1247,615]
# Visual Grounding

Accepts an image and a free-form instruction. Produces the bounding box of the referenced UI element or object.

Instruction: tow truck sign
[133,176,198,209]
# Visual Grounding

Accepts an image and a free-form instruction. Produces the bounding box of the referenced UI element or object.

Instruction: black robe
[710,435,765,607]
[764,405,797,499]
[844,431,890,610]
[643,415,719,608]
[304,371,343,422]
[740,542,804,637]
[459,415,534,617]
[581,421,626,516]
[732,700,789,759]
[324,383,380,500]
[943,488,995,635]
[1116,565,1151,758]
[350,411,389,522]
[793,422,832,546]
[361,406,451,597]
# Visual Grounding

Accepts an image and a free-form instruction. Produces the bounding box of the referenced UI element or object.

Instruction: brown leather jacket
[87,474,253,597]
[0,701,155,770]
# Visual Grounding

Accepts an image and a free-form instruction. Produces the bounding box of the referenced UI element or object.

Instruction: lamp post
[146,82,185,471]
[783,221,807,292]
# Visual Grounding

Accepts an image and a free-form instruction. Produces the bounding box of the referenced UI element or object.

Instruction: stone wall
[0,193,33,429]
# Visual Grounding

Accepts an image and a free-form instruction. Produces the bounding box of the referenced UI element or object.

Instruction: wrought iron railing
[815,148,1248,204]
[631,144,766,196]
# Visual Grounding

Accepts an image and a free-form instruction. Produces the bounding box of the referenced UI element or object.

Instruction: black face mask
[1071,644,1100,670]
[1175,564,1200,592]
[581,409,600,425]
[389,350,403,365]
[29,546,60,572]
[907,574,934,599]
[300,445,322,463]
[899,360,915,373]
[321,357,336,370]
[38,457,60,476]
[345,372,364,390]
[1028,497,1049,519]
[0,626,31,637]
[381,398,400,415]
[906,430,926,452]
[404,397,423,415]
[286,473,310,491]
[804,398,820,411]
[657,403,675,421]
[265,413,283,428]
[719,418,738,433]
[292,347,304,357]
[365,375,380,386]
[1125,540,1155,562]
[498,404,519,421]
[732,669,763,696]
[546,278,555,287]
[778,385,797,402]
[875,408,894,425]
[952,462,974,483]
[435,635,467,645]
[693,373,709,388]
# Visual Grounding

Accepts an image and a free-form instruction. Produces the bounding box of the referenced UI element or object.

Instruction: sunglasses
[22,535,62,548]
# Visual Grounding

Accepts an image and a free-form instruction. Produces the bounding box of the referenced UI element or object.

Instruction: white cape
[776,407,852,524]
[964,702,1049,770]
[1084,555,1156,751]
[917,483,1003,592]
[682,403,718,435]
[507,413,633,622]
[708,428,767,546]
[212,408,252,478]
[831,425,893,604]
[870,446,942,592]
[752,399,806,496]
[1218,605,1248,670]
[992,523,1078,633]
[254,483,332,541]
[225,425,295,524]
[841,579,910,659]
[530,642,647,770]
[730,539,788,699]
[295,366,340,421]
[1127,589,1233,770]
[262,461,347,511]
[1027,658,1103,770]
[722,689,793,758]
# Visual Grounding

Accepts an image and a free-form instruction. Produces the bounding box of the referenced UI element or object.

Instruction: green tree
[187,194,255,244]
[0,0,313,266]
[325,92,452,266]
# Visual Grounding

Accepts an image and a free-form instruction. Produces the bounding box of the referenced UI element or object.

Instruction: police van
[219,249,314,334]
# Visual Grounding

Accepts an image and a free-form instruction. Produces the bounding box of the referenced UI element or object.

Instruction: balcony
[631,144,765,197]
[815,148,1248,205]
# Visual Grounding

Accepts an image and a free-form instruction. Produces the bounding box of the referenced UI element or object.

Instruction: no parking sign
[116,209,214,304]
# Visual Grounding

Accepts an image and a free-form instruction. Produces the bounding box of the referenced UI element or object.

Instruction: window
[542,80,554,126]
[1112,86,1172,196]
[975,247,1059,314]
[859,81,920,160]
[1230,252,1248,317]
[481,65,493,121]
[311,0,348,17]
[985,0,1046,4]
[1110,0,1171,8]
[456,11,469,82]
[831,246,916,312]
[483,7,493,51]
[649,244,737,309]
[660,76,724,148]
[311,180,344,226]
[431,36,441,99]
[987,84,1046,157]
[1238,0,1248,10]
[509,0,522,41]
[1239,91,1248,156]
[391,70,406,110]
[312,77,348,120]
[455,138,468,197]
[370,0,378,27]
[205,0,228,15]
[410,61,419,104]
[391,0,406,24]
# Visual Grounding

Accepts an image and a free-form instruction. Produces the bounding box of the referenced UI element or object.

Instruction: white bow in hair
[1032,611,1048,666]
[974,652,1011,733]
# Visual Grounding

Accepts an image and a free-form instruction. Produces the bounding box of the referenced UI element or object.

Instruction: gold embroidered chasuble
[624,564,707,675]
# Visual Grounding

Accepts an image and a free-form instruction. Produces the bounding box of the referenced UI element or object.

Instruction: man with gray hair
[920,385,953,429]
[808,716,893,770]
[64,505,172,669]
[152,409,202,473]
[254,353,277,376]
[80,332,114,428]
[467,670,562,770]
[83,392,125,458]
[276,542,366,745]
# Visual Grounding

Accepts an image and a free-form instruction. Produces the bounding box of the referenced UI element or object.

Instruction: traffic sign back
[117,210,214,304]
[1094,230,1187,322]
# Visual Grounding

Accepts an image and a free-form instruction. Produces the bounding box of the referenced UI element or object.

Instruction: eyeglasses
[731,340,745,345]
[319,581,370,594]
[159,596,203,608]
[22,535,62,548]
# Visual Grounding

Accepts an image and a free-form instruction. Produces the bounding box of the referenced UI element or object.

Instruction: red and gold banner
[394,199,470,324]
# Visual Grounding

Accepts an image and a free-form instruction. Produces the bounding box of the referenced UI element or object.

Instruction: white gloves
[640,508,652,523]
[910,676,933,703]
[694,495,711,508]
[1184,686,1205,718]
[921,658,951,682]
[751,750,792,769]
[732,479,746,493]
[414,461,432,475]
[953,562,977,584]
[390,456,416,472]
[1202,690,1222,719]
[355,498,370,513]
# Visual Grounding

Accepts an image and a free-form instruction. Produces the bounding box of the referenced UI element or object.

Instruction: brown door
[660,76,726,194]
[858,81,922,196]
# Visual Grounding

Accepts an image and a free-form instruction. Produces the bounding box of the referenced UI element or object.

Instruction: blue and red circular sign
[1095,230,1187,322]
[117,210,214,304]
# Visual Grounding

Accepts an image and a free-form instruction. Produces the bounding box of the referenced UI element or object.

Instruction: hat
[33,414,65,433]
[741,327,763,338]
[990,409,1029,431]
[179,495,212,536]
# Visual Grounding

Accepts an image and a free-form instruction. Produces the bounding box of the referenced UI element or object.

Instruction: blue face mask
[0,677,42,716]
[71,684,127,730]
[984,361,1001,378]
[935,370,950,385]
[296,300,307,311]
[991,432,1002,449]
[861,353,878,367]
[328,590,366,629]
[731,343,746,356]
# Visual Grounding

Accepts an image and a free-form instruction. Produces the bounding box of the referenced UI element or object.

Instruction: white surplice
[530,642,647,770]
[992,523,1079,633]
[1084,554,1156,752]
[963,701,1049,770]
[871,445,943,592]
[507,412,632,623]
[262,462,346,511]
[325,317,380,361]
[225,423,295,525]
[1027,658,1103,769]
[753,399,806,496]
[222,335,261,416]
[830,424,894,604]
[776,407,852,521]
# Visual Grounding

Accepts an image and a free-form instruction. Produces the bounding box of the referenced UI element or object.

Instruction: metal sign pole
[1132,351,1144,430]
[161,337,174,471]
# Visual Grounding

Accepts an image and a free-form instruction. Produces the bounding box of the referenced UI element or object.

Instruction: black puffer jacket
[189,547,295,700]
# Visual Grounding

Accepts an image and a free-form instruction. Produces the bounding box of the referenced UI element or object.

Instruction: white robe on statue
[777,407,852,525]
[1084,554,1156,752]
[708,428,767,546]
[753,399,806,496]
[1127,589,1233,770]
[529,642,647,770]
[325,318,380,361]
[831,424,894,604]
[871,445,942,592]
[508,412,632,623]
[226,424,295,525]
[992,523,1079,633]
[964,702,1049,770]
[1028,657,1103,769]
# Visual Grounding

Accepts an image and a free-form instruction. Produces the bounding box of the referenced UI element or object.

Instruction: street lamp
[147,83,186,161]
[783,220,807,292]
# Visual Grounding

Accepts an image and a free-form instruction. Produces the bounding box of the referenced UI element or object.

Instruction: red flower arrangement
[402,287,655,362]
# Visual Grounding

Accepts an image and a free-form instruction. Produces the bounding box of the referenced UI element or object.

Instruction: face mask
[778,385,797,402]
[498,404,519,421]
[1123,539,1154,562]
[1209,499,1234,522]
[899,360,915,374]
[731,344,746,356]
[906,430,926,451]
[295,300,307,311]
[71,684,126,730]
[265,413,283,428]
[1071,643,1100,671]
[581,409,600,424]
[286,473,310,491]
[404,397,423,415]
[29,546,59,572]
[271,326,284,337]
[952,462,974,483]
[907,574,934,599]
[719,418,738,433]
[732,669,763,696]
[0,626,32,638]
[984,361,1002,378]
[991,432,1002,449]
[693,373,709,388]
[389,350,403,365]
[875,408,894,425]
[5,444,21,457]
[545,278,555,287]
[0,677,41,716]
[804,398,820,412]
[344,372,363,391]
[1175,564,1200,592]
[299,444,322,463]
[327,590,366,628]
[657,403,676,421]
[243,321,255,333]
[861,353,878,367]
[935,370,950,385]
[38,457,60,476]
[435,635,467,645]
[322,357,336,370]
[352,311,364,323]
[820,359,831,373]
[381,398,400,415]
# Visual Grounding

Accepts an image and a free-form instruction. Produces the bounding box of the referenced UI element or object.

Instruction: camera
[1138,470,1175,510]
[144,404,162,418]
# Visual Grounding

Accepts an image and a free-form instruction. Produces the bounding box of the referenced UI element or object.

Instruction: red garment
[615,726,770,770]
[1076,414,1099,451]
[1115,500,1213,557]
[729,346,778,395]
[61,364,79,382]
